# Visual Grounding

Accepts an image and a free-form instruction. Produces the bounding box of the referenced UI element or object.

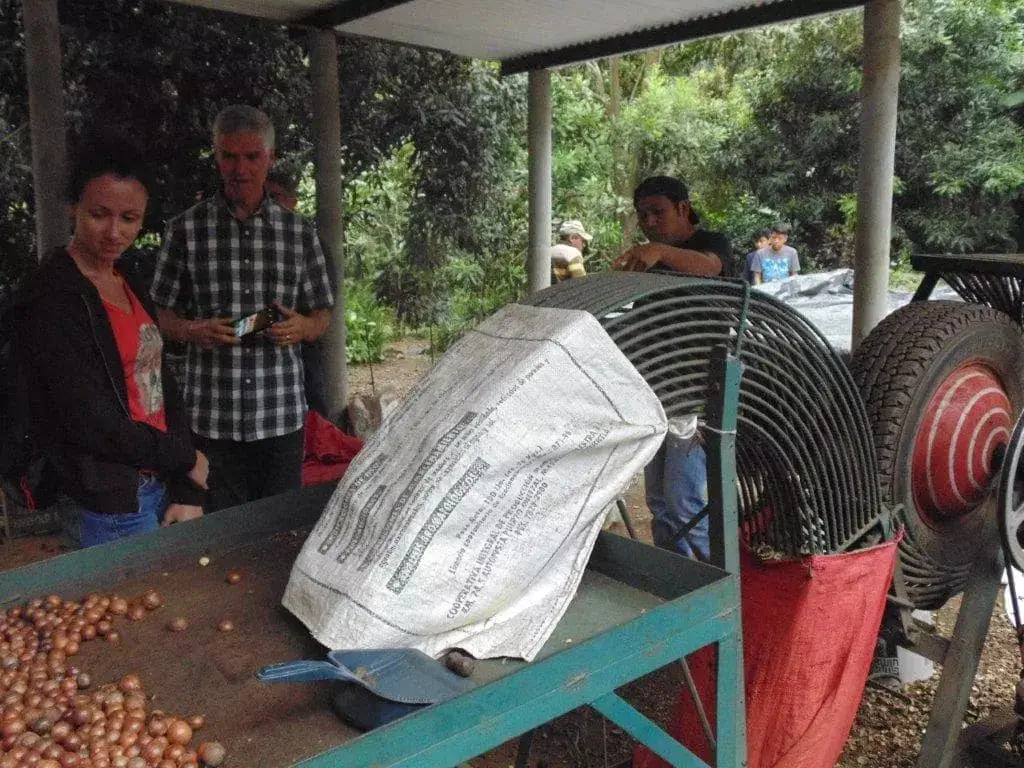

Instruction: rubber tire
[851,301,1024,573]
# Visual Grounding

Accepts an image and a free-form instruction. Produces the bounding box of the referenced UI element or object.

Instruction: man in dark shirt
[612,175,732,560]
[612,175,731,276]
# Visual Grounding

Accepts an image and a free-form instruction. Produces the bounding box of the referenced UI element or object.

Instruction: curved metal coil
[943,272,1024,324]
[897,526,972,608]
[522,273,883,557]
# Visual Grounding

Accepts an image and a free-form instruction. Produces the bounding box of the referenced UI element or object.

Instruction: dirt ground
[2,335,1021,767]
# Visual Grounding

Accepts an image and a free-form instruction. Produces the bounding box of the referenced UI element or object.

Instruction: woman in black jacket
[19,135,208,547]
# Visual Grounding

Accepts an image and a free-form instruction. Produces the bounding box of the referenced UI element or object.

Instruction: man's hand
[612,243,676,272]
[611,243,722,276]
[268,304,310,346]
[189,450,209,489]
[156,308,239,346]
[162,503,203,526]
[268,304,331,346]
[192,317,239,348]
[610,250,643,272]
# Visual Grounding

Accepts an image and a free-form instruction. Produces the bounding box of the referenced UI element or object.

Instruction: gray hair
[212,105,275,149]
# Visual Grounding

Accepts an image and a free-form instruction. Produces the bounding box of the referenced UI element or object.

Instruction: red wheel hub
[912,362,1012,521]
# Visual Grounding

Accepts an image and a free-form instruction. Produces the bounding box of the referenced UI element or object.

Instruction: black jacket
[17,248,203,513]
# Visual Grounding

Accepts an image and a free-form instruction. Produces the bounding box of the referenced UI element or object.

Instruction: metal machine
[851,253,1024,767]
[0,272,898,767]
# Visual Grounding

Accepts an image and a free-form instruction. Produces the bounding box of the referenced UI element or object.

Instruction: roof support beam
[309,27,349,418]
[299,0,416,29]
[502,0,864,74]
[527,69,552,294]
[851,0,901,350]
[23,0,68,259]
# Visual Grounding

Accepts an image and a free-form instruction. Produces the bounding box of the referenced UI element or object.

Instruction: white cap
[558,220,593,242]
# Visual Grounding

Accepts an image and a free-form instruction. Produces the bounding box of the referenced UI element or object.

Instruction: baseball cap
[558,220,593,242]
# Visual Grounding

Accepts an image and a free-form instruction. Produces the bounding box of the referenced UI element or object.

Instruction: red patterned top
[103,282,167,433]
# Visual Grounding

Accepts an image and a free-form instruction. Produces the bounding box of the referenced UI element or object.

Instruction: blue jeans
[76,475,166,548]
[644,433,709,560]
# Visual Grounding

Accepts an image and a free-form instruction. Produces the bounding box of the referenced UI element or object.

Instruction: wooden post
[309,28,347,419]
[22,0,68,259]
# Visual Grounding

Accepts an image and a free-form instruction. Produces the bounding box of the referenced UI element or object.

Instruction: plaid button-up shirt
[152,193,335,442]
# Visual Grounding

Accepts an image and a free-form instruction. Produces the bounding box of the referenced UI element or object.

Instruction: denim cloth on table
[74,474,166,548]
[644,430,709,561]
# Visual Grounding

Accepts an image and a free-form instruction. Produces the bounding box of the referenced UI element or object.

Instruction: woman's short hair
[212,105,275,149]
[67,132,154,203]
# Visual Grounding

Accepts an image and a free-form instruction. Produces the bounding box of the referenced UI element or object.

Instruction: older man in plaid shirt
[153,105,334,511]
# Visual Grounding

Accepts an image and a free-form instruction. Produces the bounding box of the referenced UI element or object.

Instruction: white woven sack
[284,304,666,661]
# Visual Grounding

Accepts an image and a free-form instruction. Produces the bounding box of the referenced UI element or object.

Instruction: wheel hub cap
[912,363,1012,520]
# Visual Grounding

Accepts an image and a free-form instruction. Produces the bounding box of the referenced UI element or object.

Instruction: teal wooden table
[0,354,745,768]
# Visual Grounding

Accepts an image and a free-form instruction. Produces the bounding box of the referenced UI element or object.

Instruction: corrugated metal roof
[170,0,863,71]
[335,0,765,59]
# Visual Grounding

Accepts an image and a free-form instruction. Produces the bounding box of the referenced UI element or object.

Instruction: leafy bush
[345,280,397,364]
[425,252,527,354]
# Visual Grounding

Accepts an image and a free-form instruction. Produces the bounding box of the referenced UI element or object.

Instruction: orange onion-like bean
[165,719,192,745]
[197,741,227,767]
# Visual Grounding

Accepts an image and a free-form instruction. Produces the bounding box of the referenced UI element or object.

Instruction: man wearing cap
[550,220,592,281]
[612,175,733,561]
[749,224,800,284]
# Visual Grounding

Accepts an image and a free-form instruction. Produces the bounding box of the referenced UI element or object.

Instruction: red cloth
[103,284,167,432]
[635,537,899,768]
[301,411,363,486]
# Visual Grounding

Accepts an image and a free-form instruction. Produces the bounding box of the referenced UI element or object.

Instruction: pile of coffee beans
[0,593,226,768]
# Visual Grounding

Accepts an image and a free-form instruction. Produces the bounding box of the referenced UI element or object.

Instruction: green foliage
[895,0,1024,254]
[546,0,1022,275]
[344,142,416,283]
[889,257,924,292]
[701,0,1024,266]
[425,252,527,353]
[372,61,528,326]
[0,2,525,293]
[344,280,397,364]
[58,0,313,239]
[551,57,742,266]
[2,0,1023,344]
[0,2,33,288]
[704,14,867,269]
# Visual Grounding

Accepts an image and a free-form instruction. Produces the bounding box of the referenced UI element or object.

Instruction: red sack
[301,411,363,486]
[636,537,898,768]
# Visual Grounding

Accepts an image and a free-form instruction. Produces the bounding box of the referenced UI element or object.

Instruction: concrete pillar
[851,0,901,350]
[22,0,68,259]
[527,69,552,294]
[309,28,348,419]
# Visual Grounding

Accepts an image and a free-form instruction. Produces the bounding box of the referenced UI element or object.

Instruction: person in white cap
[550,219,592,281]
